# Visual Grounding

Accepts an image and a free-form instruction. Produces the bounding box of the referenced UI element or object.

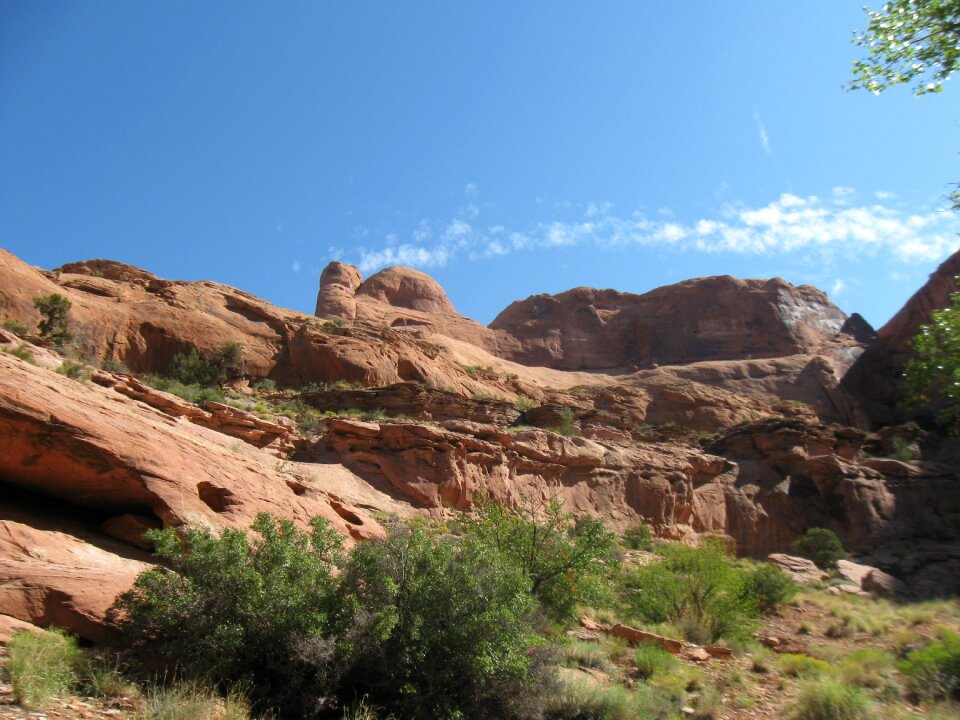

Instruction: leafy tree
[850,1,960,206]
[109,514,344,716]
[792,527,846,570]
[849,0,960,96]
[332,523,540,719]
[32,294,73,345]
[904,290,960,431]
[460,496,616,619]
[623,539,760,644]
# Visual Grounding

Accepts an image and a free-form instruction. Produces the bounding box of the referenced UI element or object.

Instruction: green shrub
[33,294,73,344]
[143,375,225,405]
[515,395,538,411]
[623,540,758,643]
[792,528,846,570]
[5,629,84,708]
[110,514,344,717]
[56,359,91,381]
[2,342,34,363]
[890,436,917,461]
[460,496,616,619]
[622,523,654,551]
[742,563,796,613]
[332,523,540,719]
[777,653,833,678]
[462,364,484,377]
[899,630,960,700]
[252,378,276,391]
[634,643,678,679]
[789,678,869,720]
[101,358,129,374]
[138,683,252,720]
[551,407,581,437]
[167,348,221,386]
[2,318,29,335]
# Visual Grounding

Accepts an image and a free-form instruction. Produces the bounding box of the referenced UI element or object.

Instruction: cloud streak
[753,110,772,154]
[352,191,960,274]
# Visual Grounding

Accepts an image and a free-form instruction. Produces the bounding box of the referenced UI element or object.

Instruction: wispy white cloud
[831,278,845,296]
[352,189,960,273]
[753,110,772,154]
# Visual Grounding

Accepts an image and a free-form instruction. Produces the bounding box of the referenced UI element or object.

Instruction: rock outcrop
[490,276,859,371]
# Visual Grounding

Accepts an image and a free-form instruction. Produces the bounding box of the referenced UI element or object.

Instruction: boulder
[766,554,829,584]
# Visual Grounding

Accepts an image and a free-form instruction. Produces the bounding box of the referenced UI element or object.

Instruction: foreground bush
[789,678,869,720]
[138,683,252,720]
[792,528,845,570]
[623,540,759,644]
[332,524,542,719]
[110,514,344,716]
[899,630,960,700]
[5,629,83,708]
[460,496,616,619]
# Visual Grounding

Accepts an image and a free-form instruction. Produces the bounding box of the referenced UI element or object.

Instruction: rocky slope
[1,246,959,640]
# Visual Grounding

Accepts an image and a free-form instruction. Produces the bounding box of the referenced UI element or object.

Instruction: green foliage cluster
[111,514,344,717]
[56,359,91,381]
[899,629,960,700]
[2,318,29,335]
[551,407,581,437]
[904,290,960,433]
[168,341,244,387]
[112,499,615,718]
[793,528,846,571]
[849,0,960,96]
[2,342,34,363]
[33,294,73,345]
[622,540,781,644]
[460,496,616,619]
[144,375,225,405]
[789,677,870,720]
[5,629,84,708]
[332,524,541,719]
[743,563,797,613]
[622,522,654,551]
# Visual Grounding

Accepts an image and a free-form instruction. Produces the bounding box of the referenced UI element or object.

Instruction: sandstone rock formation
[2,245,960,642]
[489,276,859,371]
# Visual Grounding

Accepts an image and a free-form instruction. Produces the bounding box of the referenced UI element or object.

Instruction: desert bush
[33,294,72,344]
[101,358,130,374]
[515,395,538,411]
[623,540,758,643]
[792,528,846,570]
[167,348,222,386]
[111,514,344,716]
[2,318,29,335]
[56,359,91,381]
[622,522,654,551]
[5,628,84,708]
[332,523,541,719]
[544,681,679,720]
[899,629,960,700]
[460,496,616,619]
[789,678,869,720]
[742,563,796,613]
[777,653,833,678]
[143,375,225,405]
[137,683,252,720]
[633,643,678,679]
[551,407,581,437]
[2,342,34,363]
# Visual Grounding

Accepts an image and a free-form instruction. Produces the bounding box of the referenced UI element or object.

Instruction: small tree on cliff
[904,287,960,433]
[32,294,72,345]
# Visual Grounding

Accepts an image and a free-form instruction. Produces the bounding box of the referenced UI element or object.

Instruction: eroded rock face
[490,276,857,371]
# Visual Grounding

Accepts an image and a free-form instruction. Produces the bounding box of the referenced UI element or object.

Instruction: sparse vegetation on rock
[33,293,73,345]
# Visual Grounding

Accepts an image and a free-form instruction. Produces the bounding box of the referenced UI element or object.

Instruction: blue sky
[2,1,959,329]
